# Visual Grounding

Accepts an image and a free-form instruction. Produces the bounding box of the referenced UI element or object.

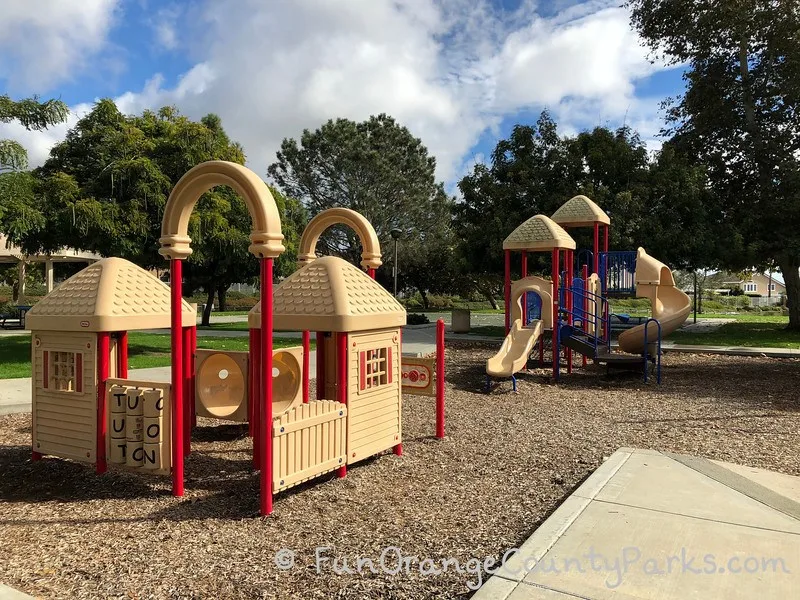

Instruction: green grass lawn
[0,332,309,379]
[668,322,800,348]
[466,318,799,349]
[198,322,251,331]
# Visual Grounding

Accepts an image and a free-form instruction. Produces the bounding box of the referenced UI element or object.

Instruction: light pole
[390,228,402,297]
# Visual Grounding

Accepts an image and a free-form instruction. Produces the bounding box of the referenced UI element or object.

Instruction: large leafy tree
[0,95,69,300]
[267,114,454,296]
[0,95,68,172]
[628,0,800,329]
[454,112,578,304]
[13,100,302,324]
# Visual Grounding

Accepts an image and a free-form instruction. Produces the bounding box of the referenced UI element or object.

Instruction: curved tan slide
[486,319,543,377]
[618,247,691,354]
[487,275,552,378]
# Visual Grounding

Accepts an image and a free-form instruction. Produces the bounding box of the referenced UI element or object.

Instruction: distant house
[719,272,786,297]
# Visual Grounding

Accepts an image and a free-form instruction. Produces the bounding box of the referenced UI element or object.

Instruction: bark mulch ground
[0,348,798,599]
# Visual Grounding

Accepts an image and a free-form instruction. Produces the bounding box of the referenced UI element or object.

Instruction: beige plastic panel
[297,207,382,269]
[26,258,196,332]
[550,194,611,227]
[248,256,406,331]
[510,275,553,330]
[503,215,576,251]
[194,347,303,422]
[105,380,171,475]
[31,332,96,463]
[272,400,347,492]
[347,329,402,464]
[159,161,285,260]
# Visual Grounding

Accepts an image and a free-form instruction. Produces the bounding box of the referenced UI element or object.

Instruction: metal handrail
[642,317,663,384]
[599,251,637,295]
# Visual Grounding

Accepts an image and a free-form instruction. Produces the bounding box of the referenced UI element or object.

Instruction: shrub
[226,296,259,310]
[406,313,430,325]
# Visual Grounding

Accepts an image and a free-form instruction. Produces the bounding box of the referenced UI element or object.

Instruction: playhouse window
[43,351,83,393]
[359,347,392,391]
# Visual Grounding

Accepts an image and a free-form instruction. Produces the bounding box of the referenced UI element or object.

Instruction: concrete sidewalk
[475,448,800,599]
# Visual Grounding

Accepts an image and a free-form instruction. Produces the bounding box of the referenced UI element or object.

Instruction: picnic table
[0,305,32,330]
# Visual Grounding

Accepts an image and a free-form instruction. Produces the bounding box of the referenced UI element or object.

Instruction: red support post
[170,259,184,497]
[521,251,528,325]
[302,330,310,403]
[367,268,376,279]
[96,331,110,474]
[604,224,610,254]
[593,222,600,276]
[336,332,349,474]
[435,319,445,439]
[251,327,262,457]
[582,264,589,367]
[260,258,275,516]
[190,326,197,428]
[182,326,192,457]
[316,332,325,400]
[551,249,560,380]
[504,250,511,334]
[566,249,573,374]
[248,328,257,437]
[117,331,128,379]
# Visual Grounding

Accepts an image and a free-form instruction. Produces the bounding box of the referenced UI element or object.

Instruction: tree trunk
[483,291,499,310]
[778,254,800,330]
[419,289,429,309]
[202,288,214,327]
[217,285,228,312]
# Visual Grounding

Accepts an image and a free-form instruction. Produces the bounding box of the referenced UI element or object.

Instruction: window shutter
[386,347,392,384]
[76,353,83,393]
[43,351,49,389]
[359,351,366,391]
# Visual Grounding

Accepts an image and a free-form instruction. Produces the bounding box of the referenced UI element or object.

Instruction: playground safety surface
[0,349,798,599]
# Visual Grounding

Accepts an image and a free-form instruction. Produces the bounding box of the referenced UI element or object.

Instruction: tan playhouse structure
[25,161,432,517]
[25,257,195,470]
[250,255,406,481]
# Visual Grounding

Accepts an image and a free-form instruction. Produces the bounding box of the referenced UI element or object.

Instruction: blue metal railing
[642,317,663,384]
[599,251,637,296]
[557,277,611,359]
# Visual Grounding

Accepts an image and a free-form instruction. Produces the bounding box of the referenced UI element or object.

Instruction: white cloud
[2,0,671,182]
[148,5,182,51]
[0,0,120,92]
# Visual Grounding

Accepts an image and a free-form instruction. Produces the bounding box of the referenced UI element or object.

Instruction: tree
[0,95,68,172]
[454,112,579,303]
[268,114,454,296]
[628,0,800,329]
[0,95,69,298]
[10,100,303,325]
[638,142,725,271]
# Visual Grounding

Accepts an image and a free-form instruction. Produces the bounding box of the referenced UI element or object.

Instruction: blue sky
[1,0,687,185]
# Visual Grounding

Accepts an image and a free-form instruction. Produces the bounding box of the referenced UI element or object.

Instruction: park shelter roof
[0,234,102,263]
[26,257,196,332]
[249,256,406,332]
[550,195,610,227]
[503,215,576,252]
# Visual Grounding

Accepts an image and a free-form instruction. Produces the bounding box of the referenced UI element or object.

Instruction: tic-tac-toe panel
[106,379,171,475]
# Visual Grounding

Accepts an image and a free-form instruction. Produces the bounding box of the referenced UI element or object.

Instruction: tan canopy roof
[26,258,196,332]
[503,215,576,251]
[550,195,610,227]
[249,256,406,332]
